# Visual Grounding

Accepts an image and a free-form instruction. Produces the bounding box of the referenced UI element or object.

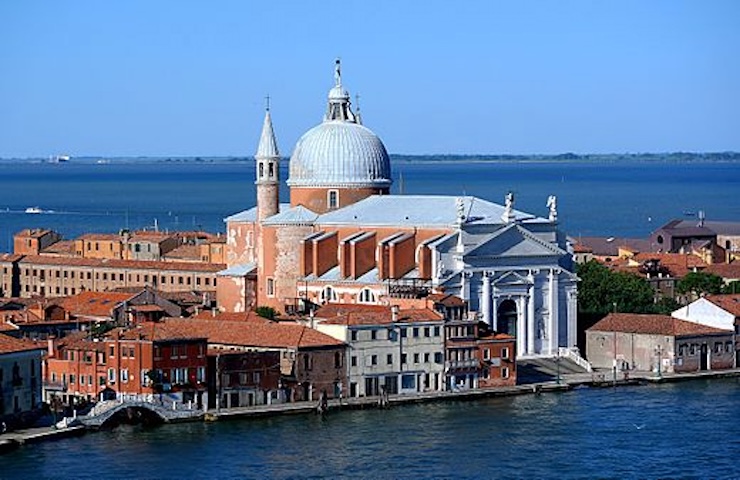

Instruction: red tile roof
[163,244,200,261]
[315,303,443,326]
[426,293,467,307]
[161,318,344,349]
[56,331,107,352]
[631,252,707,277]
[704,263,740,281]
[704,294,740,317]
[40,240,77,256]
[60,291,133,317]
[588,313,731,336]
[117,322,208,342]
[15,228,56,239]
[78,233,121,241]
[189,310,269,323]
[129,231,175,242]
[0,333,44,355]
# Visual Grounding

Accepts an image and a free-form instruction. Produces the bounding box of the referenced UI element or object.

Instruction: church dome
[287,60,392,189]
[288,121,391,188]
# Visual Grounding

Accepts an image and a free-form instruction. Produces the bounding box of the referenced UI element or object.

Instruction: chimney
[391,305,399,323]
[47,337,56,358]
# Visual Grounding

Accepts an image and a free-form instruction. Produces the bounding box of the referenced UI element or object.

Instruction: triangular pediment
[491,270,531,287]
[465,224,565,259]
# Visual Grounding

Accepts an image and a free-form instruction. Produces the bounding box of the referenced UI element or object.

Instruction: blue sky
[1,1,738,157]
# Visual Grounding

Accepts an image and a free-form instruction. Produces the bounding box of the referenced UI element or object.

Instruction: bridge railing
[558,347,593,372]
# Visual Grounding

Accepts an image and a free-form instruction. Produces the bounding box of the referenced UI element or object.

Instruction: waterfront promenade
[3,366,738,455]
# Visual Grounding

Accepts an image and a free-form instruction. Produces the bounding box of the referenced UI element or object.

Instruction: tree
[676,272,724,299]
[255,306,278,320]
[722,280,740,294]
[576,260,656,315]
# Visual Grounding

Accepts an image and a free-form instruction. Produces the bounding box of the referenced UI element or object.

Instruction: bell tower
[255,100,280,222]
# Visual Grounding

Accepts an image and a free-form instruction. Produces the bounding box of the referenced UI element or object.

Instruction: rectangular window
[433,326,440,337]
[328,189,339,209]
[401,328,407,338]
[483,348,491,360]
[401,374,416,390]
[197,367,206,383]
[413,327,419,338]
[501,347,509,360]
[424,327,430,337]
[502,367,510,379]
[350,330,358,341]
[69,374,75,385]
[120,369,129,383]
[401,353,407,364]
[371,355,378,366]
[387,354,393,365]
[266,278,275,297]
[424,353,430,363]
[371,330,377,340]
[434,352,443,364]
[109,346,115,357]
[351,356,357,367]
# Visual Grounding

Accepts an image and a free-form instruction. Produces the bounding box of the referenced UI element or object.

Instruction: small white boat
[25,207,44,214]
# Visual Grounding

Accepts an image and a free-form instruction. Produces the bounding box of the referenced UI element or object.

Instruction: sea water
[0,158,738,253]
[2,379,739,478]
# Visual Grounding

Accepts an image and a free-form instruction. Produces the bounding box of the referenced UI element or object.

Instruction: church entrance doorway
[497,300,517,337]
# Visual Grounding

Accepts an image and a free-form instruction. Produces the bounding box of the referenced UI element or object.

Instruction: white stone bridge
[68,399,203,428]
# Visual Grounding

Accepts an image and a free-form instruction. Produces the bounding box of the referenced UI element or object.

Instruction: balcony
[445,359,480,371]
[387,279,432,299]
[43,380,67,392]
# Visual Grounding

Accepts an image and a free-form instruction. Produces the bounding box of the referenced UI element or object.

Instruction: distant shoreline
[1,152,740,165]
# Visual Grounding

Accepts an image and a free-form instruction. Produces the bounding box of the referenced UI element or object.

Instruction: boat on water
[48,155,70,163]
[25,207,44,214]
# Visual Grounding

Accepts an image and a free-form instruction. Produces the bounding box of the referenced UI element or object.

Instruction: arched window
[358,288,376,304]
[320,286,338,303]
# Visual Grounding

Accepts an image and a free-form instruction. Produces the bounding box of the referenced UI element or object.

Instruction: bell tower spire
[256,97,280,221]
